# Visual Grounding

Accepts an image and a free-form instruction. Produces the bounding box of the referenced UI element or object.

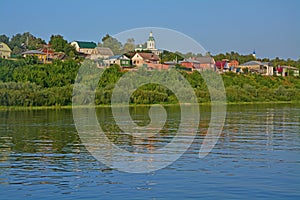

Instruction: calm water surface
[0,104,299,199]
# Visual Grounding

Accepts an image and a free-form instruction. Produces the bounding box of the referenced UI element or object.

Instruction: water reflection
[0,104,300,199]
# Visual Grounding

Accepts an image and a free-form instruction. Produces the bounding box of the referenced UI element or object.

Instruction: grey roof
[108,54,130,60]
[22,50,45,55]
[193,56,215,64]
[180,58,200,64]
[164,61,177,65]
[95,47,114,57]
[280,66,298,70]
[241,61,264,66]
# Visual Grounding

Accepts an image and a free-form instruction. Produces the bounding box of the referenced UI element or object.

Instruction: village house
[0,42,12,59]
[38,45,55,61]
[179,59,201,70]
[239,60,273,75]
[90,47,114,60]
[215,60,229,72]
[276,66,299,77]
[192,56,216,71]
[131,52,160,67]
[71,41,97,55]
[104,54,131,67]
[21,50,47,63]
[229,60,239,68]
[215,59,239,72]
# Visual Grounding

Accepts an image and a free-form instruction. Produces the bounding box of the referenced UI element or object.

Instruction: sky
[1,0,299,60]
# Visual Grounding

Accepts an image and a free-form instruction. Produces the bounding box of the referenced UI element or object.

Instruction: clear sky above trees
[1,0,299,59]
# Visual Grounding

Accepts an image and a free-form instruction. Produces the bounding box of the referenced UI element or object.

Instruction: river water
[0,104,299,199]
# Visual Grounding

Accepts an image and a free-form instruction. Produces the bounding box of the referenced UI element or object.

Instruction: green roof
[75,41,97,49]
[148,36,155,41]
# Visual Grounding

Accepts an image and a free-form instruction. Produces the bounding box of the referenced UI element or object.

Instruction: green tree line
[0,58,299,107]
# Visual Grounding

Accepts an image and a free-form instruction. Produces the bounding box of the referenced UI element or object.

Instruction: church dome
[148,31,155,41]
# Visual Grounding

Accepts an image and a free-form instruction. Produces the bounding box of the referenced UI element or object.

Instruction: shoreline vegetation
[1,101,300,111]
[0,56,299,109]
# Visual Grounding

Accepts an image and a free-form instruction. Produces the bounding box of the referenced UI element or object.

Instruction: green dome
[148,36,155,41]
[148,31,155,41]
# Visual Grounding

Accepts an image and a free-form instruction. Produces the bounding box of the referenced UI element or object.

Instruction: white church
[135,31,162,55]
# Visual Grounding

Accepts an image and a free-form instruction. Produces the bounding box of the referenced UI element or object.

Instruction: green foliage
[123,38,135,53]
[0,58,80,106]
[222,73,300,102]
[9,32,46,54]
[49,35,77,57]
[0,34,9,44]
[100,34,122,55]
[161,50,184,63]
[212,52,300,69]
[0,57,299,107]
[213,51,254,64]
[175,51,203,59]
[49,35,67,52]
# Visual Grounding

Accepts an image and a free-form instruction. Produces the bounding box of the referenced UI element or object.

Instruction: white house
[71,41,97,55]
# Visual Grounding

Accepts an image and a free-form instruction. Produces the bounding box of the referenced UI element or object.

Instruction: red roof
[136,52,159,61]
[215,61,227,68]
[39,46,54,54]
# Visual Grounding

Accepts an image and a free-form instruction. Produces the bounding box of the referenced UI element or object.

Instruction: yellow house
[22,50,47,63]
[0,42,12,59]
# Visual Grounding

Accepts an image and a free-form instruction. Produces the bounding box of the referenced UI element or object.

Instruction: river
[0,104,299,199]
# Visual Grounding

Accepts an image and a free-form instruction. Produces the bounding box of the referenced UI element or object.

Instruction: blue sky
[1,0,299,59]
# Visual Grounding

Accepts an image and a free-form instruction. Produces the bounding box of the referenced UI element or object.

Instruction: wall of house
[0,43,12,59]
[132,54,144,67]
[70,42,80,52]
[79,48,94,55]
[0,50,11,59]
[181,62,193,69]
[239,65,260,71]
[132,58,144,66]
[199,63,213,69]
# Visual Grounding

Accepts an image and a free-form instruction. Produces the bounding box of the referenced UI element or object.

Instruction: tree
[64,43,77,57]
[100,34,122,55]
[205,51,211,56]
[9,32,45,54]
[0,34,9,44]
[101,34,111,43]
[49,35,68,52]
[161,50,184,63]
[48,35,77,57]
[123,38,135,53]
[12,46,22,55]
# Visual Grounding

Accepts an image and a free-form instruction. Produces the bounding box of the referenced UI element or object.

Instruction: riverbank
[1,100,299,111]
[1,60,300,107]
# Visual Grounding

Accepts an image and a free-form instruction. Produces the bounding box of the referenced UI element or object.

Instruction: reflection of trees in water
[0,109,80,155]
[97,106,181,153]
